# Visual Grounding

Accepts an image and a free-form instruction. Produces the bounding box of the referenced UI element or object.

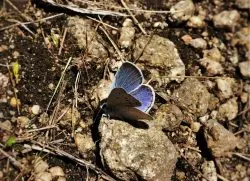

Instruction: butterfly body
[99,62,155,122]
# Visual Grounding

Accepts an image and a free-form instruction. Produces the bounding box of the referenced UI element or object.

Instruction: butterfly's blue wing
[112,62,143,93]
[130,84,155,113]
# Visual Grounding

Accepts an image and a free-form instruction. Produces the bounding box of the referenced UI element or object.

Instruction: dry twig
[0,148,23,170]
[120,0,147,35]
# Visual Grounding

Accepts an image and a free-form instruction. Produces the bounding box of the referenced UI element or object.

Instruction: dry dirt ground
[0,0,250,181]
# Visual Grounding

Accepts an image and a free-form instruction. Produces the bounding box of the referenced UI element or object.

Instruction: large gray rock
[133,35,185,84]
[99,117,178,181]
[172,78,211,118]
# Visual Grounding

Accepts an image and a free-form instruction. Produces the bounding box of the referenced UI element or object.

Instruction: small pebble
[217,97,238,121]
[199,58,224,75]
[239,61,250,78]
[35,172,52,181]
[31,105,41,115]
[181,34,192,44]
[189,38,207,49]
[0,45,8,52]
[235,0,250,9]
[48,83,54,90]
[34,157,49,173]
[17,116,30,128]
[9,97,21,108]
[49,166,65,177]
[216,78,235,99]
[170,0,195,22]
[57,176,66,181]
[12,51,20,59]
[240,92,249,103]
[213,10,240,31]
[191,122,201,132]
[74,133,95,155]
[187,16,205,28]
[0,120,12,131]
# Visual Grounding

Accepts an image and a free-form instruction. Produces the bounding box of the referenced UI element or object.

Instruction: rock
[235,0,250,9]
[217,97,238,121]
[170,0,195,22]
[239,61,250,78]
[133,35,185,84]
[34,157,49,173]
[31,105,41,115]
[199,58,224,75]
[216,78,235,99]
[49,166,65,177]
[118,19,135,48]
[67,17,108,59]
[240,92,249,103]
[190,122,201,133]
[74,133,95,156]
[9,97,21,108]
[189,38,207,49]
[0,73,9,94]
[201,161,217,181]
[0,120,12,131]
[181,34,192,44]
[59,107,80,128]
[172,78,211,117]
[153,104,183,131]
[0,45,8,52]
[12,51,20,59]
[213,10,240,31]
[99,117,178,181]
[35,172,52,181]
[203,119,238,157]
[235,26,250,61]
[17,116,30,128]
[57,176,66,181]
[187,16,205,28]
[203,48,224,62]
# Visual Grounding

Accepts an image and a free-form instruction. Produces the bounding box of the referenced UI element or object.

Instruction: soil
[0,0,249,181]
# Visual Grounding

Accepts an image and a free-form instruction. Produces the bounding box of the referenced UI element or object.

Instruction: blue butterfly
[99,61,155,122]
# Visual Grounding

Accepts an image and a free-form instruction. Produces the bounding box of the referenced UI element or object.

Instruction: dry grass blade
[120,0,147,35]
[41,0,127,17]
[99,25,124,62]
[0,13,64,31]
[46,57,72,112]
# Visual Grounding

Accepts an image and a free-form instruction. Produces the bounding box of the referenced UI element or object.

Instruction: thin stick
[0,13,64,31]
[7,19,35,35]
[217,174,230,181]
[46,57,72,112]
[120,0,147,35]
[99,26,124,62]
[87,16,119,30]
[5,0,33,22]
[27,125,57,133]
[233,152,250,162]
[0,148,23,170]
[154,75,229,80]
[58,27,68,55]
[80,0,193,14]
